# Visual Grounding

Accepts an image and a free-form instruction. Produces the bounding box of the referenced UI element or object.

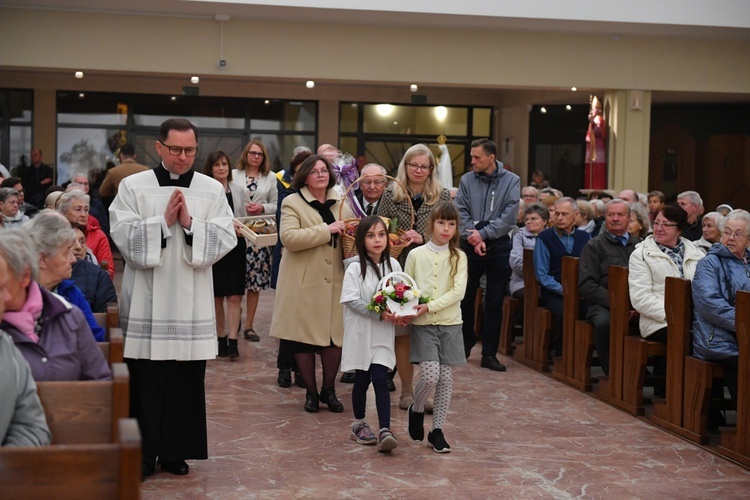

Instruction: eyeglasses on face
[159,141,197,157]
[309,168,329,177]
[722,229,747,240]
[653,220,678,228]
[405,162,433,172]
[247,151,264,158]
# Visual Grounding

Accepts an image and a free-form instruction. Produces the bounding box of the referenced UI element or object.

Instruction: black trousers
[460,238,511,357]
[126,358,208,464]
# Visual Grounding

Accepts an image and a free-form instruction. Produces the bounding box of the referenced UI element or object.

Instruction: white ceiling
[3,0,750,40]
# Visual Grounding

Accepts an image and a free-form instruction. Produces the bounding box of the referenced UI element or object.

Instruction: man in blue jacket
[456,139,520,371]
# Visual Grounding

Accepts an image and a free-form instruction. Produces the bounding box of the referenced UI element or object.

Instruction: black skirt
[212,237,247,297]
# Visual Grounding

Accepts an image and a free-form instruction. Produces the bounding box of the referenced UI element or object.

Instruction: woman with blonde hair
[377,143,452,411]
[232,139,278,342]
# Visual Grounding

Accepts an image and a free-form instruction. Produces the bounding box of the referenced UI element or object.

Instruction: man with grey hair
[0,188,28,227]
[578,199,640,374]
[677,190,704,241]
[533,197,591,356]
[617,189,638,204]
[355,163,387,216]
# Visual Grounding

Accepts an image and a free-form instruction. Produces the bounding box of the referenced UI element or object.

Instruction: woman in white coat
[233,140,278,342]
[628,203,704,343]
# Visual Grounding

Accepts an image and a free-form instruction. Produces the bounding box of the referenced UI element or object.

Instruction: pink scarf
[3,281,43,343]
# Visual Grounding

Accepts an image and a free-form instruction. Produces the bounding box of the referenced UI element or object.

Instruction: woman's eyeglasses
[722,229,747,240]
[247,151,264,158]
[405,162,433,172]
[309,168,329,177]
[653,220,678,228]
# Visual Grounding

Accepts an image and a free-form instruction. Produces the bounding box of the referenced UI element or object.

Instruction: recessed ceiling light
[306,80,315,89]
[540,107,547,114]
[170,96,177,101]
[78,93,85,99]
[571,87,577,92]
[565,105,572,111]
[264,100,270,104]
[74,71,84,79]
[410,84,418,92]
[190,76,200,84]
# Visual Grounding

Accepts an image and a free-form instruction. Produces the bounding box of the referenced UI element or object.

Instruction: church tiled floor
[136,289,750,499]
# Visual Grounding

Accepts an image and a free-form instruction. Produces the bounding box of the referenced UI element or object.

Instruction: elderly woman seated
[692,209,750,405]
[26,211,107,341]
[0,226,110,381]
[70,222,117,313]
[509,203,549,300]
[0,187,28,228]
[57,190,114,280]
[695,211,724,255]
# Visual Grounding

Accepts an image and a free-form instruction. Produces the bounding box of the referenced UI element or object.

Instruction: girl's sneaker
[351,422,377,445]
[378,428,398,453]
[427,428,451,453]
[407,404,424,442]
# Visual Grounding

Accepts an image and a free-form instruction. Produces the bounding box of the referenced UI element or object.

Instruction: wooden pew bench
[551,257,594,391]
[0,362,141,498]
[595,266,636,411]
[515,248,552,372]
[717,290,750,467]
[499,295,522,356]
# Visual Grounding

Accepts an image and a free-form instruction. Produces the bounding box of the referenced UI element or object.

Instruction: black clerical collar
[154,163,194,187]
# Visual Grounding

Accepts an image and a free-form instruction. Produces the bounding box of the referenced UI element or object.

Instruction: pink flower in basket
[366,272,430,317]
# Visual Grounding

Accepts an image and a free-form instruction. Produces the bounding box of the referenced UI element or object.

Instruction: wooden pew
[551,257,594,391]
[499,295,522,356]
[0,362,140,498]
[36,362,130,444]
[622,332,667,416]
[649,277,696,437]
[717,290,750,467]
[99,327,125,365]
[594,265,633,411]
[0,419,141,499]
[515,248,552,371]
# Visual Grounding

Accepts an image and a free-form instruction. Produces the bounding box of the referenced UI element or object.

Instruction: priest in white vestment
[109,119,236,480]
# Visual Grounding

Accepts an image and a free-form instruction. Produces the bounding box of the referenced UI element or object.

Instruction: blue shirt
[533,228,588,295]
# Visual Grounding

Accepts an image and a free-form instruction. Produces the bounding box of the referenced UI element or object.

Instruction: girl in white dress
[340,216,400,452]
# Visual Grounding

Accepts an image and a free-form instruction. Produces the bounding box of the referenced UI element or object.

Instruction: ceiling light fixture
[74,71,84,79]
[566,105,572,111]
[306,80,315,89]
[410,84,418,92]
[571,87,577,92]
[540,107,547,114]
[190,76,200,84]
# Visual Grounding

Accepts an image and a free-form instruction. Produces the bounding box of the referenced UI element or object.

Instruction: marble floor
[134,288,750,499]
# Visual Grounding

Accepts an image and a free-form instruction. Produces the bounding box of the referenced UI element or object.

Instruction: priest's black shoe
[141,462,155,481]
[277,368,292,388]
[481,355,507,372]
[340,372,355,383]
[162,460,189,475]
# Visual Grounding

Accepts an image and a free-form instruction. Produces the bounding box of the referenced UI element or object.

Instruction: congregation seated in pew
[628,204,704,346]
[691,209,750,405]
[578,199,640,376]
[70,222,118,313]
[0,248,50,448]
[0,229,111,382]
[509,203,548,301]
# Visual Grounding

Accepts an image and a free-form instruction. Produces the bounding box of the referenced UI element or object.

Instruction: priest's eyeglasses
[159,141,198,157]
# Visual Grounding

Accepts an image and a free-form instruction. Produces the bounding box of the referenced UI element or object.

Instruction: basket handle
[376,271,418,292]
[337,174,415,230]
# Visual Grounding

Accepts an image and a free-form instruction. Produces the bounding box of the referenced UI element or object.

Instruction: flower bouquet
[367,272,430,317]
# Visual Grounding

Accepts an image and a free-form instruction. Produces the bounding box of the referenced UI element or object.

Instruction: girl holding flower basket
[404,201,468,453]
[340,215,404,452]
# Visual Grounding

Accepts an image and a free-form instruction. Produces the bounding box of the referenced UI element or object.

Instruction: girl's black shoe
[227,338,239,359]
[217,336,229,358]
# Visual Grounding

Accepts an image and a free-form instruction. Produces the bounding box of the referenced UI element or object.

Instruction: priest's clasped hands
[164,189,192,229]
